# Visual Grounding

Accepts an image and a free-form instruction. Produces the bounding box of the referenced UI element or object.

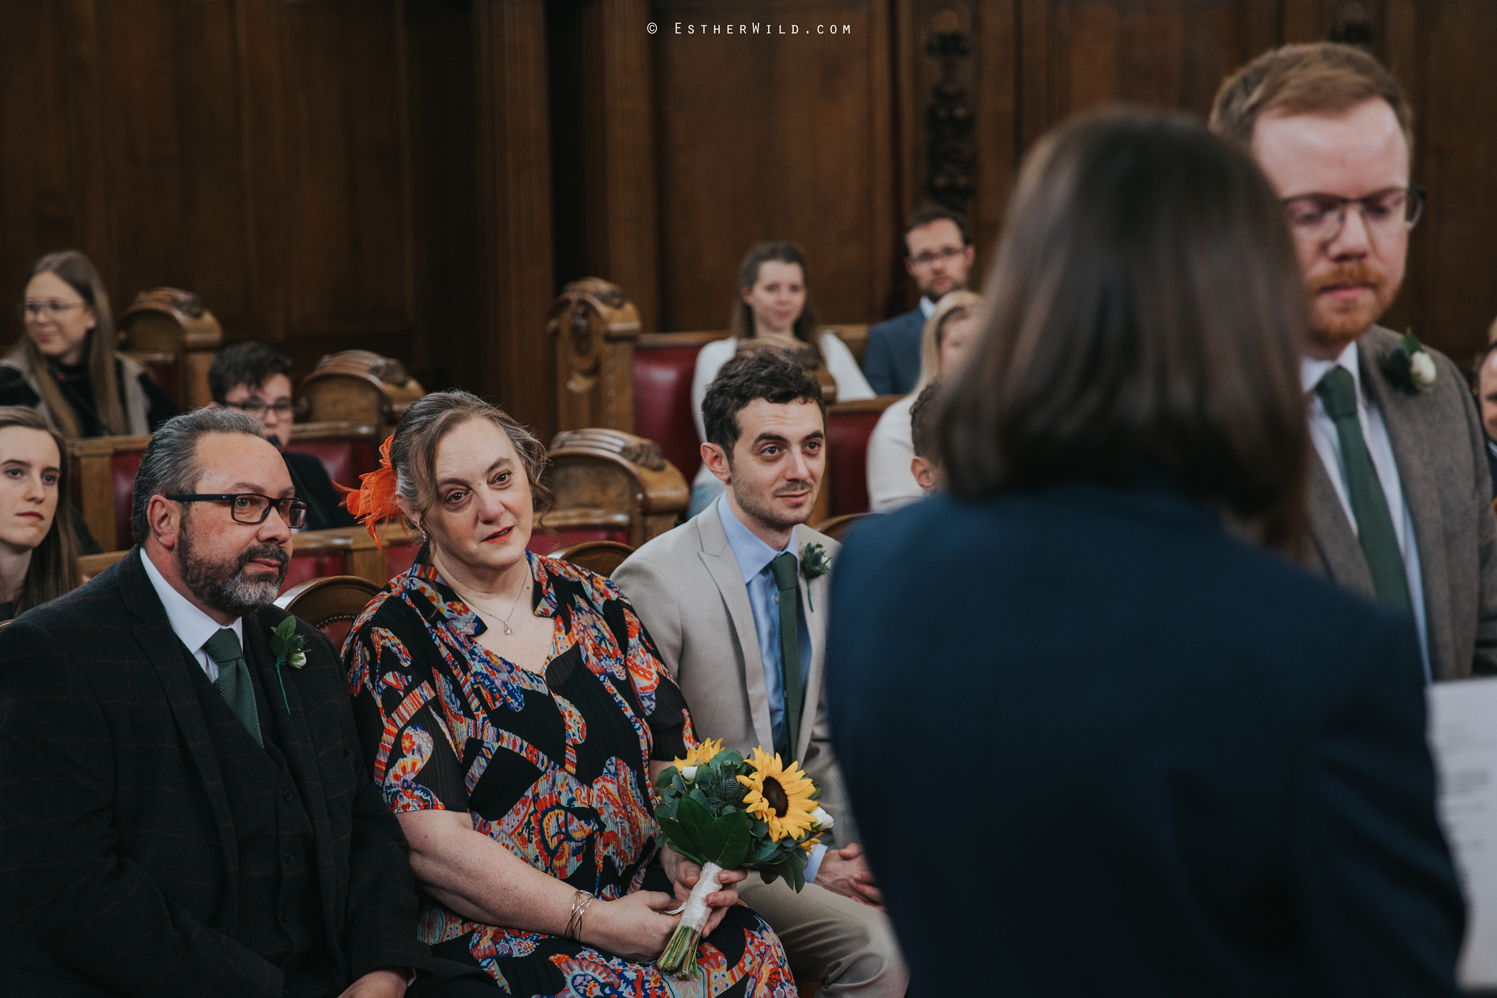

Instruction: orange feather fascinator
[337,435,404,549]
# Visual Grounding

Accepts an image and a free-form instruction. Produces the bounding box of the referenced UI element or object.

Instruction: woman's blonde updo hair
[388,391,552,521]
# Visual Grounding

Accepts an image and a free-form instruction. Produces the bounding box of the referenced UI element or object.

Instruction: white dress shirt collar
[918,296,936,319]
[1300,339,1362,400]
[717,493,797,584]
[141,550,243,680]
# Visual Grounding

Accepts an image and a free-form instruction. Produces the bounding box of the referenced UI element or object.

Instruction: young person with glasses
[0,249,178,438]
[208,342,356,530]
[1212,42,1497,681]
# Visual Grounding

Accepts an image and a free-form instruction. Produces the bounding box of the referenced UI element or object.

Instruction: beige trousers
[738,876,907,998]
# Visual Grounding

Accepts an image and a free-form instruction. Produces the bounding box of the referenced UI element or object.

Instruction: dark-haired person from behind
[861,205,976,396]
[906,379,943,495]
[209,342,357,531]
[827,108,1463,996]
[0,406,81,619]
[0,249,178,437]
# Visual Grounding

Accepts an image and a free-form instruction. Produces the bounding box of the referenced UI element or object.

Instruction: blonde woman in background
[865,290,981,511]
[0,250,177,438]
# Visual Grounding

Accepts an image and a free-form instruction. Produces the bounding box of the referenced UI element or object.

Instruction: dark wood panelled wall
[3,1,1494,440]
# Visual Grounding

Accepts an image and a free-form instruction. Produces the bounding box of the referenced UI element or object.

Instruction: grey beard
[178,522,289,617]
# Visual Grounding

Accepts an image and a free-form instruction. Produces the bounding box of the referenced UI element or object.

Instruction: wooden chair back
[68,433,152,551]
[274,574,382,653]
[117,288,224,412]
[544,428,688,548]
[295,351,424,439]
[553,539,635,577]
[811,512,872,542]
[78,549,130,579]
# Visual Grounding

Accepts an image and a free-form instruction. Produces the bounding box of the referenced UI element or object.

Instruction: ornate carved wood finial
[547,278,642,433]
[925,4,975,215]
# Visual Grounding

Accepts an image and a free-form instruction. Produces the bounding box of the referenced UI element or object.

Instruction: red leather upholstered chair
[284,421,380,490]
[275,574,382,653]
[823,397,901,519]
[633,333,723,484]
[68,434,152,551]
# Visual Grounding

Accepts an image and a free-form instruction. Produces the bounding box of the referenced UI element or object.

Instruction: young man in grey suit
[861,205,974,396]
[1212,43,1497,680]
[613,352,906,997]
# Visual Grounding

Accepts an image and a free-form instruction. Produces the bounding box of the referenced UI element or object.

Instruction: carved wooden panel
[650,0,895,328]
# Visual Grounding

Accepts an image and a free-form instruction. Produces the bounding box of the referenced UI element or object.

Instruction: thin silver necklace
[460,576,531,635]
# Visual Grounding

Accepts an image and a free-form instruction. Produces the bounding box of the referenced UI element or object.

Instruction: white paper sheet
[1428,677,1497,987]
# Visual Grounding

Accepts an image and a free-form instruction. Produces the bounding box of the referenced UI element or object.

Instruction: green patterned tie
[204,628,263,747]
[768,552,804,762]
[1315,367,1413,614]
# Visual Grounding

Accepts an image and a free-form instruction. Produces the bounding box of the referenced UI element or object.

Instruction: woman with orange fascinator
[340,391,795,997]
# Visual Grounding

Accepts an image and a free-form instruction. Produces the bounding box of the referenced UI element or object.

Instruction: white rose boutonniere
[268,616,307,713]
[1383,330,1437,395]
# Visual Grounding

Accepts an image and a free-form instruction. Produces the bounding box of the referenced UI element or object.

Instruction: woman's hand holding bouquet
[652,739,832,977]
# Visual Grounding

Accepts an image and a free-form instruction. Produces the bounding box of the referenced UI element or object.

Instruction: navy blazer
[828,482,1464,997]
[861,307,925,396]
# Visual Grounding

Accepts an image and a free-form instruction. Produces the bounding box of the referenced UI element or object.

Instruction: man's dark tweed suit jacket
[0,548,429,997]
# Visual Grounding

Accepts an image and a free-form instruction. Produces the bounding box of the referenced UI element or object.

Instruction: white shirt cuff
[803,842,828,884]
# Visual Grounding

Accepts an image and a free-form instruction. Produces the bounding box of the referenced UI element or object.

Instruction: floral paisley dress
[344,553,796,998]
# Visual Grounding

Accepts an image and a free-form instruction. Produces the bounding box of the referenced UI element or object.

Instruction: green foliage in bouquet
[652,740,830,976]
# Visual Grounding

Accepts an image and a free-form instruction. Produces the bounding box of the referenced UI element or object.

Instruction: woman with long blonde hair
[0,250,177,438]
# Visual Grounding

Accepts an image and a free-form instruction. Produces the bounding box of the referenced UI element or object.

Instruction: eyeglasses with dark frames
[17,299,89,321]
[906,246,967,267]
[1280,184,1426,245]
[166,493,309,528]
[224,398,294,417]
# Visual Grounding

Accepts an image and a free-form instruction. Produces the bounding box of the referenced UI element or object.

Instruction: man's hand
[336,967,408,997]
[814,842,883,909]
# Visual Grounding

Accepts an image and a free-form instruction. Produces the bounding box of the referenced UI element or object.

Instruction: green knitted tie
[768,552,804,762]
[1315,367,1413,614]
[204,628,263,747]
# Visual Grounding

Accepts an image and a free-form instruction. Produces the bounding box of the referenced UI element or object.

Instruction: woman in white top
[865,290,981,511]
[688,241,874,515]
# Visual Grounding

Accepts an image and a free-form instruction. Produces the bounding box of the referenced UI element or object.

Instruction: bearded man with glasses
[1212,43,1497,681]
[0,408,450,997]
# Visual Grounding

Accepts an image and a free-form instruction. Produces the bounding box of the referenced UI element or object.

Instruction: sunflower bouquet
[653,739,831,977]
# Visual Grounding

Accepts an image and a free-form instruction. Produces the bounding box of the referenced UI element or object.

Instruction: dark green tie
[1315,367,1413,614]
[204,628,263,747]
[768,552,804,761]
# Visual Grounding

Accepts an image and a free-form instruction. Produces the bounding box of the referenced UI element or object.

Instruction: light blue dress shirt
[717,494,825,880]
[717,495,811,753]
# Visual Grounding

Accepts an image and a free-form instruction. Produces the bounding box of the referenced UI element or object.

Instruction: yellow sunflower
[672,737,725,772]
[737,747,819,842]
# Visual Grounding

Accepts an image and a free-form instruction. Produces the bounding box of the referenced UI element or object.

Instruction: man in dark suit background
[0,408,427,996]
[1212,44,1497,679]
[830,109,1463,996]
[860,205,974,396]
[210,341,358,532]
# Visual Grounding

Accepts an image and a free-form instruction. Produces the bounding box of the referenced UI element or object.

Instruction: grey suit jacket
[1305,325,1497,679]
[612,502,857,845]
